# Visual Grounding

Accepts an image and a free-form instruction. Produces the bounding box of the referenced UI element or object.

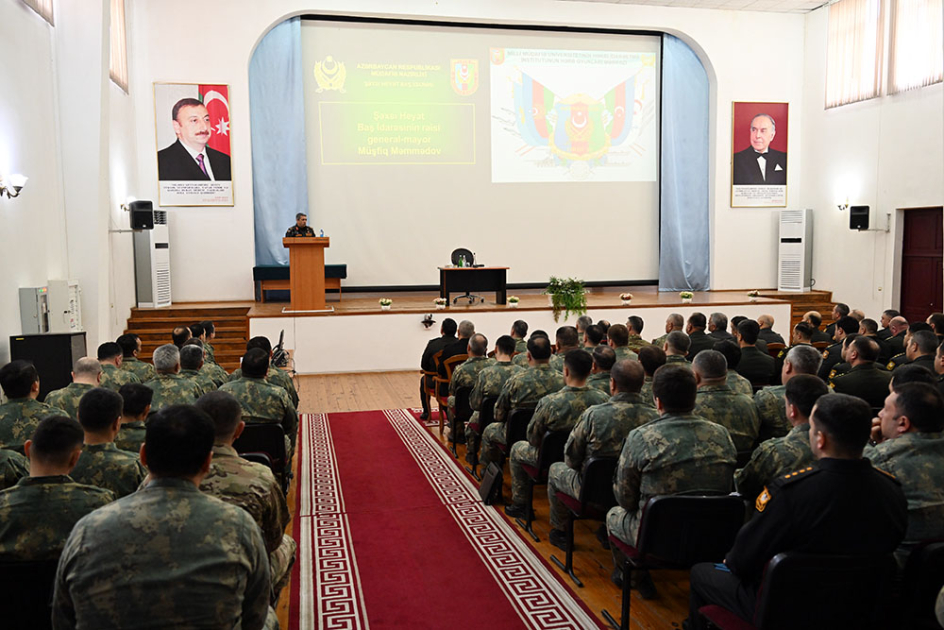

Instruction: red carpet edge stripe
[383,408,603,630]
[295,413,370,630]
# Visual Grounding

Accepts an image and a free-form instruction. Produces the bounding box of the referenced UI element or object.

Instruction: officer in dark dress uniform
[285,213,316,237]
[687,394,907,629]
[817,317,860,380]
[686,313,716,360]
[829,337,892,410]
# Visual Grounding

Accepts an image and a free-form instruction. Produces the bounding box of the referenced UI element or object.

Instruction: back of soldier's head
[692,350,727,380]
[912,330,939,355]
[189,323,205,339]
[592,345,616,372]
[860,318,879,335]
[468,333,488,357]
[145,405,215,478]
[575,315,593,333]
[667,313,684,329]
[495,335,516,357]
[607,324,629,347]
[97,342,122,362]
[78,388,123,432]
[611,359,645,394]
[0,360,39,399]
[785,344,822,375]
[597,320,611,337]
[688,312,707,330]
[737,319,761,345]
[241,348,270,378]
[119,383,153,417]
[638,345,666,376]
[200,320,215,336]
[709,312,728,331]
[184,337,204,350]
[527,336,552,361]
[837,316,859,336]
[585,325,604,346]
[153,344,180,373]
[179,345,204,371]
[849,335,879,362]
[29,416,84,467]
[893,383,944,433]
[73,357,103,381]
[556,326,579,348]
[116,333,139,358]
[652,365,697,413]
[246,336,273,354]
[195,391,243,440]
[891,364,935,388]
[784,375,828,419]
[805,312,823,328]
[458,320,475,339]
[441,318,457,336]
[928,313,944,333]
[530,329,549,341]
[564,350,593,380]
[714,340,741,369]
[811,394,871,456]
[171,326,192,348]
[666,331,691,354]
[512,320,528,339]
[627,316,645,335]
[793,321,815,341]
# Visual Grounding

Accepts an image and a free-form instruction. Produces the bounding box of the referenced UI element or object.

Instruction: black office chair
[465,396,497,480]
[233,422,290,493]
[0,558,59,630]
[699,552,899,630]
[449,248,483,304]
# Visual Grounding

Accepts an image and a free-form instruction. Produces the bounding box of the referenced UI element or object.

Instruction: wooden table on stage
[439,266,508,305]
[283,237,330,311]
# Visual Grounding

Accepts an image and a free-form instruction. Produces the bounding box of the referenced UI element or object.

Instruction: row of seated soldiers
[0,325,303,628]
[423,308,944,627]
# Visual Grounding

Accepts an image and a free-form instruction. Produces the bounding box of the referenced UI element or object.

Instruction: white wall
[800,7,944,317]
[128,0,808,302]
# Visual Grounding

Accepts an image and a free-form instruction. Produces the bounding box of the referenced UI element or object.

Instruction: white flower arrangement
[747,290,760,297]
[379,298,393,306]
[434,297,447,309]
[680,291,694,301]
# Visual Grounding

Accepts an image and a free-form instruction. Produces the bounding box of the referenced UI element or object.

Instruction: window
[825,0,886,108]
[23,0,54,25]
[109,0,129,92]
[888,0,944,93]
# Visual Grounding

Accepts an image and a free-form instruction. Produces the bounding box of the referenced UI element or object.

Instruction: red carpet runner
[289,409,603,630]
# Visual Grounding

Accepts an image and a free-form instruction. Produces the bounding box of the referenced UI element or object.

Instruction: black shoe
[549,528,570,551]
[420,411,429,420]
[595,524,610,550]
[632,570,658,600]
[610,567,623,589]
[504,503,527,519]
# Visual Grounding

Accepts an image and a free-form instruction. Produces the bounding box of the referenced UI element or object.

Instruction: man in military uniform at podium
[285,213,315,237]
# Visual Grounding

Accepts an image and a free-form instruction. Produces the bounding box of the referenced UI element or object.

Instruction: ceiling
[559,0,827,14]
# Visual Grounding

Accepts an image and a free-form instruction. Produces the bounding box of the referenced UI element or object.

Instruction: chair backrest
[579,456,619,512]
[754,552,898,630]
[233,422,287,467]
[0,558,59,630]
[766,342,786,358]
[505,407,535,447]
[735,449,754,469]
[240,451,274,470]
[453,386,474,422]
[535,430,569,476]
[443,354,469,380]
[812,341,829,349]
[636,494,746,567]
[477,396,497,431]
[901,539,944,629]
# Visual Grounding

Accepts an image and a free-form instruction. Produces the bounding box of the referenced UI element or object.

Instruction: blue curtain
[660,35,710,291]
[249,17,308,266]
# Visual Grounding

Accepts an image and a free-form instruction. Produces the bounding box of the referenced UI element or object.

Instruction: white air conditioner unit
[778,209,813,292]
[133,210,172,308]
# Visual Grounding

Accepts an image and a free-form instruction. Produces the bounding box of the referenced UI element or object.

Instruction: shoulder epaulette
[873,466,900,484]
[780,466,817,485]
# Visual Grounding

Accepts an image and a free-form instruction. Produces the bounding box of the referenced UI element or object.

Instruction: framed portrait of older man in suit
[154,82,234,207]
[731,102,789,208]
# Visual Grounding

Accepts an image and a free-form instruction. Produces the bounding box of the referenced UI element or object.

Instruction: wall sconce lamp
[0,174,28,199]
[837,201,849,212]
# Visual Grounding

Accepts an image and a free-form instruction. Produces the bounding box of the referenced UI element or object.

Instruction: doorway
[899,207,943,324]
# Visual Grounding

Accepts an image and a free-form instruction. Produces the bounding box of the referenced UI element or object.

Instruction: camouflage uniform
[0,475,113,561]
[480,365,564,468]
[99,363,140,391]
[447,356,493,410]
[204,341,218,365]
[120,356,156,383]
[53,477,271,630]
[694,384,760,452]
[734,422,814,504]
[464,361,523,461]
[865,431,944,545]
[513,352,530,369]
[115,421,147,454]
[230,366,299,408]
[201,444,296,596]
[0,449,29,491]
[726,370,754,397]
[587,371,611,393]
[549,351,570,373]
[651,334,668,349]
[180,368,217,398]
[144,373,202,412]
[220,377,298,454]
[606,413,736,553]
[69,442,147,498]
[754,385,790,442]
[44,382,96,421]
[509,385,609,505]
[639,377,656,408]
[0,398,66,453]
[514,338,528,354]
[201,361,230,388]
[547,392,659,528]
[613,346,639,362]
[626,334,651,354]
[665,354,691,366]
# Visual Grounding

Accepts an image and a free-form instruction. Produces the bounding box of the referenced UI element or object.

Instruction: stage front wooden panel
[283,237,329,311]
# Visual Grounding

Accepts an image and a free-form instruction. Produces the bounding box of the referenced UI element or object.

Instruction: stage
[248,287,804,375]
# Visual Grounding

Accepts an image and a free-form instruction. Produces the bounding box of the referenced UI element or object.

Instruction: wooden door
[900,207,943,324]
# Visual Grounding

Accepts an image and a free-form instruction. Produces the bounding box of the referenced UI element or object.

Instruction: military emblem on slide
[451,59,479,96]
[314,56,347,93]
[490,48,506,66]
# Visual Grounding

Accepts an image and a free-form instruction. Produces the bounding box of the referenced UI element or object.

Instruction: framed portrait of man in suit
[731,101,789,208]
[154,82,234,207]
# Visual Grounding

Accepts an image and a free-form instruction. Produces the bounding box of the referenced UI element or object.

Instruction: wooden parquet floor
[277,371,690,630]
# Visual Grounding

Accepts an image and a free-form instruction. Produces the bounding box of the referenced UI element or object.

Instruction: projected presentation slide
[490,48,657,183]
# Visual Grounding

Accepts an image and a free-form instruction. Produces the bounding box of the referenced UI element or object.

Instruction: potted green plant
[379,298,393,311]
[434,297,447,310]
[747,290,760,302]
[544,276,588,322]
[680,291,694,304]
[507,296,520,308]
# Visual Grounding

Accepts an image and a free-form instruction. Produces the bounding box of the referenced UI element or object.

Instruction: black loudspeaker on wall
[850,205,870,230]
[130,200,154,230]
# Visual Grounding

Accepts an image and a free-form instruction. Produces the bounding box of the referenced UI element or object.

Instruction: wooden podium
[282,237,330,311]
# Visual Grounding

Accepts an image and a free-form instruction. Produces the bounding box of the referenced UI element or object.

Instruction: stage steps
[756,289,835,330]
[124,304,251,372]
